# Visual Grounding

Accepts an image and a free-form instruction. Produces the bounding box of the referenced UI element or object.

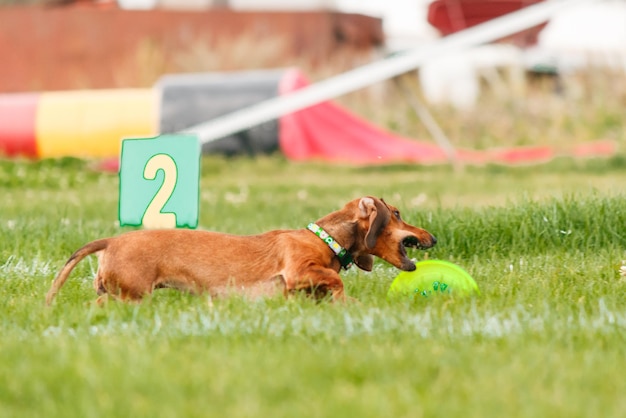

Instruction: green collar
[307,223,354,270]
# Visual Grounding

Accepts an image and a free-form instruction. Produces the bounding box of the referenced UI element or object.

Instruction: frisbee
[388,260,479,299]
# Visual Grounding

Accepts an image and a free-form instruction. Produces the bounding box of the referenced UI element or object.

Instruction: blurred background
[0,0,624,164]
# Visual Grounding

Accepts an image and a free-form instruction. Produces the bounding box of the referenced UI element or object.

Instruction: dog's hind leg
[93,270,147,304]
[93,272,111,306]
[94,271,107,295]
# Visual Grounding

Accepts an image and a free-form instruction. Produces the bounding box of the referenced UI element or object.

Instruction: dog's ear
[359,197,391,249]
[354,254,374,271]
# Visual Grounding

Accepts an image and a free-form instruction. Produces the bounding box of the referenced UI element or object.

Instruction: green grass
[1,155,626,418]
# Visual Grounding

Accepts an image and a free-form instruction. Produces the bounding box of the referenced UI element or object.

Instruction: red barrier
[0,6,383,93]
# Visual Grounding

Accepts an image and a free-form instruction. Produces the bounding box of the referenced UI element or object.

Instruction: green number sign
[119,134,200,229]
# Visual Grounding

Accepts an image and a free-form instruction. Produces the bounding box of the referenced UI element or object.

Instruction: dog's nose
[430,235,437,246]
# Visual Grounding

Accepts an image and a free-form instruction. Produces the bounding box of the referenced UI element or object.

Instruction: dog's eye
[393,210,401,220]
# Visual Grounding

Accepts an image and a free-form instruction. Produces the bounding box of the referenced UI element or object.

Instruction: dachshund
[46,196,436,304]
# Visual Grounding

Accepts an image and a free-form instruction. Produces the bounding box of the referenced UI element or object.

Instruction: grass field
[1,155,626,418]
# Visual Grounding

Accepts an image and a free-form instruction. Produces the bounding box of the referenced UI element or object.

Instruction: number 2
[142,154,177,229]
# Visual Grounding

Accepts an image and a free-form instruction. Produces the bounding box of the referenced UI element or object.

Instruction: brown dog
[46,196,436,304]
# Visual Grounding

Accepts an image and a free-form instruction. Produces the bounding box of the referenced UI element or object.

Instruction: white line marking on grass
[41,300,626,340]
[1,255,54,276]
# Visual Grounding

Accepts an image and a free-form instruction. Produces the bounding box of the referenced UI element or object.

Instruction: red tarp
[278,68,616,165]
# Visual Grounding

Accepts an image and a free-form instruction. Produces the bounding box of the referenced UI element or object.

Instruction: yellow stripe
[36,89,158,158]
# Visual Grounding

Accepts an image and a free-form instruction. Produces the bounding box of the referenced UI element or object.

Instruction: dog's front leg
[289,267,346,301]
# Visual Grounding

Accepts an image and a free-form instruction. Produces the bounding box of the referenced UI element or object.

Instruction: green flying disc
[388,260,479,299]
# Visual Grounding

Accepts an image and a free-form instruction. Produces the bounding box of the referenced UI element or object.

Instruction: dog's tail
[45,239,109,305]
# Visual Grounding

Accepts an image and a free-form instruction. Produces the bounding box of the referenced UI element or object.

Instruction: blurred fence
[0,5,382,92]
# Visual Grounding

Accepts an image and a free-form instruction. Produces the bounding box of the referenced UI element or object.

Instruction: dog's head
[351,196,436,272]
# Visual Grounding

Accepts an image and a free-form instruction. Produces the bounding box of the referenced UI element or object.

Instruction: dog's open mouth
[402,235,424,251]
[398,236,423,271]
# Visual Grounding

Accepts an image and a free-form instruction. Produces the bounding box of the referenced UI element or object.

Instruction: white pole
[185,0,590,144]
